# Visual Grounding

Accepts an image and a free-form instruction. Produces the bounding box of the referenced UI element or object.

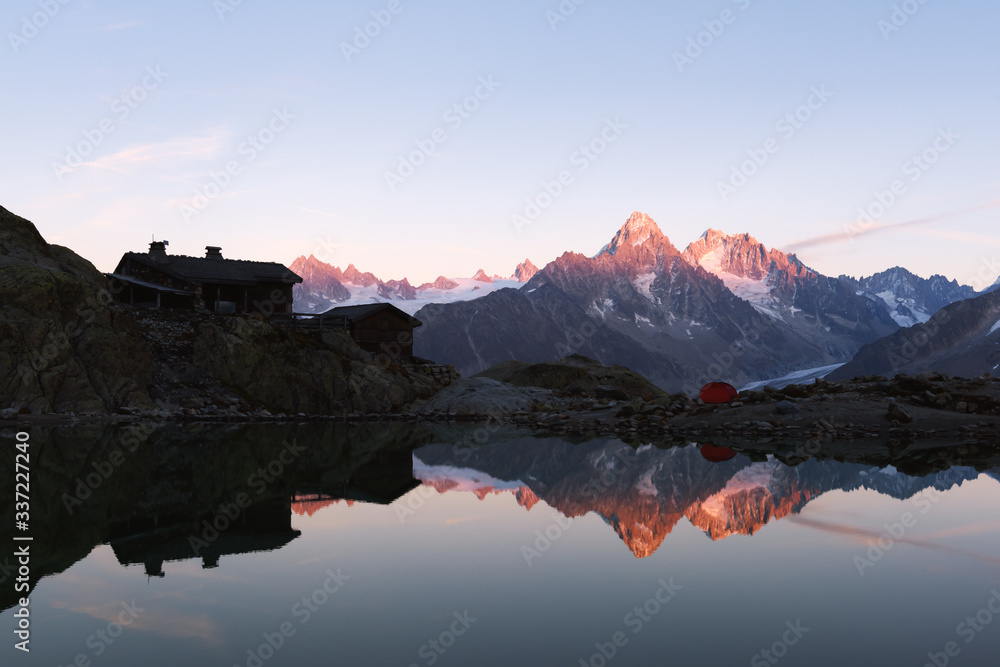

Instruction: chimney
[205,246,223,260]
[148,241,168,263]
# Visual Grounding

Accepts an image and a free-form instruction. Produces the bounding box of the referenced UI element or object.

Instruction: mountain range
[292,212,991,391]
[413,439,989,559]
[290,255,539,315]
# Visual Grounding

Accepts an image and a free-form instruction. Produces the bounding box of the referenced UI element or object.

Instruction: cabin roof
[320,303,422,327]
[107,273,197,295]
[119,252,302,286]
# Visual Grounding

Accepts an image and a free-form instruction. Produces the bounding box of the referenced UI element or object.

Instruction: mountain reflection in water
[411,438,995,557]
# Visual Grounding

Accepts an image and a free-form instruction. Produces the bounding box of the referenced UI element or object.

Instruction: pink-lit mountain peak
[471,268,494,283]
[683,228,815,283]
[597,212,679,262]
[514,258,539,282]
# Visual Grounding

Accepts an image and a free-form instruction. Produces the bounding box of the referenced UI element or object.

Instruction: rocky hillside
[0,206,155,414]
[0,206,452,417]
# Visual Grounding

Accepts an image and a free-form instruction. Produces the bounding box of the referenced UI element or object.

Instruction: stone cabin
[109,242,303,315]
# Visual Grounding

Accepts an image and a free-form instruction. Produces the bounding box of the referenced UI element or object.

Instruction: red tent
[699,382,739,404]
[700,444,738,463]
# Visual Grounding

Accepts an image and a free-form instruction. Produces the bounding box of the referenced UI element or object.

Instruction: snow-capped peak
[472,269,494,283]
[598,212,671,258]
[513,258,539,282]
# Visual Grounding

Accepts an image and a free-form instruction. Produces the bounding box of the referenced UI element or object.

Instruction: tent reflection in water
[699,382,739,404]
[700,443,739,463]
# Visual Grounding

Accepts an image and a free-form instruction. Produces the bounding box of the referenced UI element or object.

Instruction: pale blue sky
[2,0,998,286]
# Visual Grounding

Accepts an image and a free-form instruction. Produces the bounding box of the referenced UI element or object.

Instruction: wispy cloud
[782,199,1000,254]
[788,516,1000,567]
[80,129,230,174]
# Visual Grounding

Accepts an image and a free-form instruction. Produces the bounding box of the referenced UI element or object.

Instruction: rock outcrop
[0,206,155,414]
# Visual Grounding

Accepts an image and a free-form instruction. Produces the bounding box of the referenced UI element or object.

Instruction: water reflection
[411,437,995,557]
[0,422,434,611]
[3,423,998,601]
[2,423,999,666]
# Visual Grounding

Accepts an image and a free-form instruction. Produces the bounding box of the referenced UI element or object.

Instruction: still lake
[2,423,999,666]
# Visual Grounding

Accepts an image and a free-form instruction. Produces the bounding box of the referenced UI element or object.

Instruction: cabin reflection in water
[109,500,300,577]
[106,448,418,578]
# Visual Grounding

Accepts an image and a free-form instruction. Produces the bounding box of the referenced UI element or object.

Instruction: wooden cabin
[109,242,303,315]
[320,303,422,360]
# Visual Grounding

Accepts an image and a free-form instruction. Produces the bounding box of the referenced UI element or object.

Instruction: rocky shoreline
[6,368,1000,448]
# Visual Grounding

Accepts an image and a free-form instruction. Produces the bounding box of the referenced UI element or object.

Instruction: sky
[2,0,999,287]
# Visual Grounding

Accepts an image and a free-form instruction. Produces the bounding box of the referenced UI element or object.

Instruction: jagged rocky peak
[602,212,665,254]
[597,211,679,263]
[418,276,460,290]
[682,229,814,282]
[378,277,416,300]
[291,254,330,276]
[472,268,494,283]
[514,259,539,282]
[342,263,380,287]
[847,266,978,327]
[290,255,351,304]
